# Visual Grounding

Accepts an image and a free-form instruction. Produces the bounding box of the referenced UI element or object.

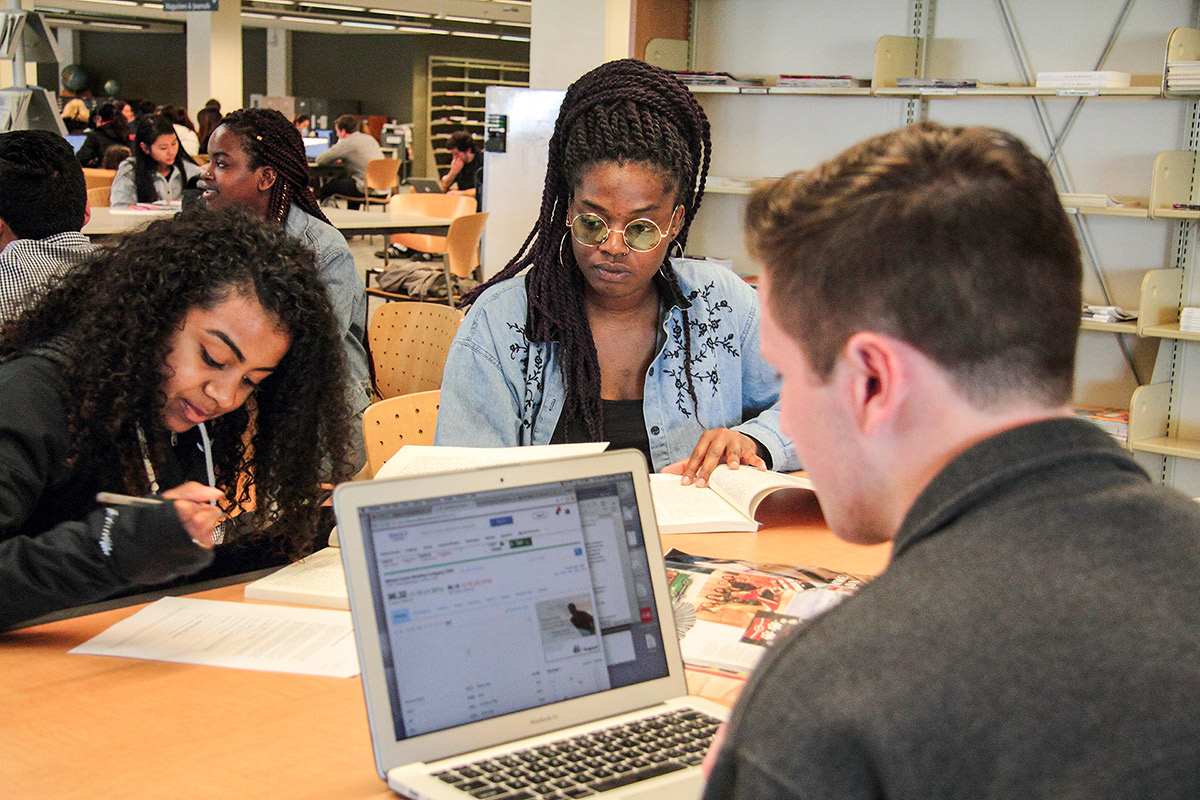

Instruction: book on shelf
[1058,193,1123,208]
[1181,306,1200,332]
[1167,61,1200,91]
[673,70,765,87]
[1072,406,1129,442]
[665,549,869,682]
[649,465,814,534]
[1082,304,1136,324]
[1035,70,1131,88]
[894,77,977,88]
[244,546,348,609]
[775,75,868,88]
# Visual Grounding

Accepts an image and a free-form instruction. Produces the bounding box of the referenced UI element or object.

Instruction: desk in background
[0,499,889,799]
[82,206,451,240]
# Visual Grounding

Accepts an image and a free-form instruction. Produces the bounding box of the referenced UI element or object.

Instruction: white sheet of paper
[375,442,609,480]
[69,596,360,678]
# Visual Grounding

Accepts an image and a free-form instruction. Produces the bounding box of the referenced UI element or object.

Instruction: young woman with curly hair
[199,107,369,469]
[435,59,797,486]
[0,206,354,628]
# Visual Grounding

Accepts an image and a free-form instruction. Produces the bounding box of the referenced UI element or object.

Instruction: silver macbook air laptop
[333,450,728,800]
[405,177,444,193]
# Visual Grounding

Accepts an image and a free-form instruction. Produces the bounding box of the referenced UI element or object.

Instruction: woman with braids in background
[199,107,370,470]
[109,114,201,207]
[436,59,797,486]
[0,207,354,628]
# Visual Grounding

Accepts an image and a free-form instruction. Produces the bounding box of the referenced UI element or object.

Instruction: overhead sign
[163,0,218,10]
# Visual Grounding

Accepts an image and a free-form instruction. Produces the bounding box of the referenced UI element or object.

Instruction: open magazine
[664,549,870,694]
[650,464,814,533]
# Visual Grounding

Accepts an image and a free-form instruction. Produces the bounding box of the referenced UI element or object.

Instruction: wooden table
[0,495,889,799]
[82,207,451,239]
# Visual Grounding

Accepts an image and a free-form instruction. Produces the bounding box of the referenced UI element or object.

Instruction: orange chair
[331,157,402,212]
[387,191,476,259]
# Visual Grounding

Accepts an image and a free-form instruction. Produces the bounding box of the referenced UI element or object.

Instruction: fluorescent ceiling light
[81,0,139,6]
[250,0,295,5]
[341,19,393,29]
[300,1,365,10]
[367,8,430,17]
[280,14,337,24]
[90,20,146,28]
[451,30,498,38]
[444,15,487,23]
[499,34,529,41]
[241,11,277,19]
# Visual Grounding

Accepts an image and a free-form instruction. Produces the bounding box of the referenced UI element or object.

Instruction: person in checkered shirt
[0,129,95,323]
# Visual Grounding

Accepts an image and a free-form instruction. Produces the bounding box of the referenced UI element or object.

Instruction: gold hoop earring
[558,230,573,270]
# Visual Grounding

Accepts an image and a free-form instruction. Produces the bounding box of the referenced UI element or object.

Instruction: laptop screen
[356,472,670,741]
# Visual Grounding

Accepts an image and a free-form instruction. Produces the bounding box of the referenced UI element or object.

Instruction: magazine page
[664,550,868,685]
[705,465,815,519]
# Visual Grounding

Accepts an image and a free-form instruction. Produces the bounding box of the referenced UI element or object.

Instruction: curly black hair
[459,58,712,440]
[0,206,354,554]
[217,108,330,225]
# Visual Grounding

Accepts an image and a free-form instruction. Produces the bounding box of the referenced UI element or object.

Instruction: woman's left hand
[662,429,766,488]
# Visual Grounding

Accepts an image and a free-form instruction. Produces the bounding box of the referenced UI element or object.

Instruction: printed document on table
[69,596,359,678]
[375,442,608,479]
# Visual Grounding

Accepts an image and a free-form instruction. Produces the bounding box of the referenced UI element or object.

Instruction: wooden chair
[82,167,116,193]
[386,191,477,259]
[367,211,489,305]
[331,157,402,212]
[87,185,110,208]
[367,301,463,400]
[361,390,441,477]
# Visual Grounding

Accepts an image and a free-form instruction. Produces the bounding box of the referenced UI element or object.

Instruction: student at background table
[0,129,95,323]
[435,59,796,483]
[314,114,384,208]
[109,114,201,206]
[0,207,354,629]
[700,123,1200,798]
[199,107,370,470]
[75,100,130,169]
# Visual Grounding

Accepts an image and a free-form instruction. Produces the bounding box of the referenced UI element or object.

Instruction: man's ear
[257,165,278,192]
[839,331,907,437]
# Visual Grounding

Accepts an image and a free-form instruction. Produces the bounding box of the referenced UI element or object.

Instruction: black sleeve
[0,357,213,628]
[76,134,101,169]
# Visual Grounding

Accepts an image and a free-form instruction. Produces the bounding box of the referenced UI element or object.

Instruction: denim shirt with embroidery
[435,259,798,473]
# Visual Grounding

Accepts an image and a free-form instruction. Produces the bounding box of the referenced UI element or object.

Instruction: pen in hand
[95,492,228,520]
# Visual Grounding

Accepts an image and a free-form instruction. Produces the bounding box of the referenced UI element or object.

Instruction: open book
[650,465,814,534]
[243,546,348,609]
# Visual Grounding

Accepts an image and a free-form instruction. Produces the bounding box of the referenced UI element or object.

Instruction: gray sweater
[704,417,1200,799]
[315,130,383,192]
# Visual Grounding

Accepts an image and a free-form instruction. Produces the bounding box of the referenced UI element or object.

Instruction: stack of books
[1073,406,1130,443]
[776,75,868,88]
[1180,306,1200,332]
[1082,304,1137,324]
[1059,193,1124,209]
[1166,61,1200,92]
[1035,71,1131,88]
[673,71,765,88]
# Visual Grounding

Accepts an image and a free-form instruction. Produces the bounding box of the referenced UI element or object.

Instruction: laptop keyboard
[433,708,722,799]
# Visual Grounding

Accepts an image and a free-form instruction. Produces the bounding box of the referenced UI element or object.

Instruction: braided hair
[217,108,329,225]
[460,58,711,440]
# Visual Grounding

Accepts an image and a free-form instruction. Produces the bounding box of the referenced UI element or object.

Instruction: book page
[648,474,756,533]
[243,547,348,609]
[374,443,608,480]
[706,465,815,518]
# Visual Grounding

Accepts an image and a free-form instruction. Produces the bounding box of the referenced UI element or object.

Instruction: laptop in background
[405,177,444,193]
[333,450,727,800]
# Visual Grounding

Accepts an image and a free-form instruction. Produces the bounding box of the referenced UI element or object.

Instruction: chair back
[82,167,116,192]
[389,191,477,255]
[87,185,111,208]
[362,390,440,476]
[444,211,489,278]
[364,158,402,197]
[368,301,463,399]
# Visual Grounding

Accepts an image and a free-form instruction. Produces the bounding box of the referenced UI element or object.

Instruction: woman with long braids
[198,107,370,469]
[436,59,796,485]
[109,114,201,206]
[0,207,354,628]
